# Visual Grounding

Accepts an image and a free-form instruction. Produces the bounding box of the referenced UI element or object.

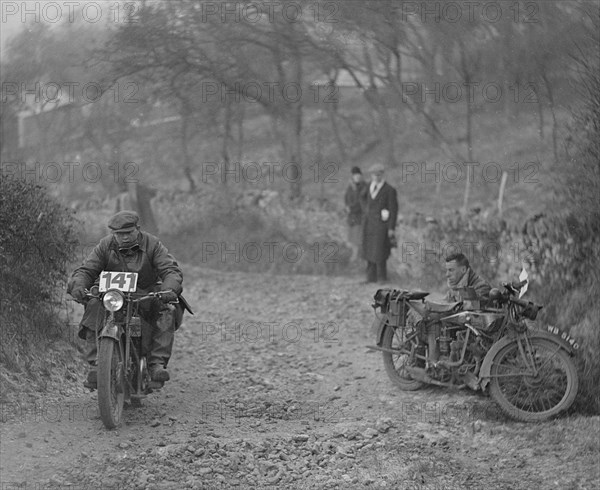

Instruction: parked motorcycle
[85,271,180,429]
[368,275,579,422]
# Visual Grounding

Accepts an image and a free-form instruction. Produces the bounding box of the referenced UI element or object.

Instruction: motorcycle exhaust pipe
[404,366,466,389]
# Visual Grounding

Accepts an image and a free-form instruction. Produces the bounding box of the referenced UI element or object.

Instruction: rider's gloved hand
[70,286,87,302]
[159,290,178,303]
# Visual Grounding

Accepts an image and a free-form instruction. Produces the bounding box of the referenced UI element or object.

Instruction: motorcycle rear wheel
[98,338,125,429]
[381,325,425,391]
[489,338,578,422]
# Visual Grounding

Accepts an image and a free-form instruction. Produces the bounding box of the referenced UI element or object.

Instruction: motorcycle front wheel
[98,338,125,429]
[489,338,578,422]
[381,325,425,391]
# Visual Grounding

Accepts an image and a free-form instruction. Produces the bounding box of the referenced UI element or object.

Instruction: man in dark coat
[344,166,368,262]
[67,211,185,388]
[362,163,398,283]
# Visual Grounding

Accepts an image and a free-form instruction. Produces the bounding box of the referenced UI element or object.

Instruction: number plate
[99,271,138,292]
[547,325,580,350]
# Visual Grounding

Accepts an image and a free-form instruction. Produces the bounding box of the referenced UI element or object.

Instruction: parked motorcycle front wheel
[489,338,578,422]
[381,325,425,391]
[98,338,125,429]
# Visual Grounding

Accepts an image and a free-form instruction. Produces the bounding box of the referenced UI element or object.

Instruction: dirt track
[1,266,598,489]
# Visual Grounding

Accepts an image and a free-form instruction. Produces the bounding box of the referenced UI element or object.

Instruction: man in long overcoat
[362,163,398,283]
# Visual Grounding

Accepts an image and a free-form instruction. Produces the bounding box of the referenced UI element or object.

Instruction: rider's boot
[149,364,170,382]
[148,310,175,383]
[84,365,97,390]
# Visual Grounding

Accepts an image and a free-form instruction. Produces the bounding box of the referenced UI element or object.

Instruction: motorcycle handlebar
[134,291,179,304]
[502,279,528,291]
[81,290,177,303]
[513,279,528,289]
[509,296,530,308]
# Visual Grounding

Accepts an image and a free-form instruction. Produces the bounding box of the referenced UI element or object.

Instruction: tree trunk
[222,96,233,186]
[283,108,303,200]
[236,103,245,162]
[461,50,475,215]
[284,46,304,200]
[541,73,559,165]
[180,110,196,192]
[533,82,545,140]
[325,98,347,162]
[362,44,396,166]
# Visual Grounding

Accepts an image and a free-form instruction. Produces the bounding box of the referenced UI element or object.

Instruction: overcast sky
[1,6,28,59]
[1,0,132,61]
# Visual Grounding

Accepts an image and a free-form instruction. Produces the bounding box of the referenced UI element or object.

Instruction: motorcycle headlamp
[103,290,125,312]
[521,302,542,321]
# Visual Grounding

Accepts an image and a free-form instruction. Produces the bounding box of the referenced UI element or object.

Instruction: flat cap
[108,210,139,231]
[368,163,385,173]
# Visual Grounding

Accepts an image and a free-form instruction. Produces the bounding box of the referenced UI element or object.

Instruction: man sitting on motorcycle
[67,210,184,389]
[444,252,491,307]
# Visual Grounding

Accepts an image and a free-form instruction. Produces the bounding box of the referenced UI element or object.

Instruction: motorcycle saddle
[405,291,429,300]
[424,300,462,313]
[411,300,462,317]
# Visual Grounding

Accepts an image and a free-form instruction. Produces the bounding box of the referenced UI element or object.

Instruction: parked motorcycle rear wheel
[381,325,425,391]
[98,338,125,429]
[489,338,578,422]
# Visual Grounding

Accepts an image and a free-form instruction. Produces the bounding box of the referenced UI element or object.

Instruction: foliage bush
[530,14,600,414]
[0,179,79,302]
[0,177,80,399]
[519,32,600,414]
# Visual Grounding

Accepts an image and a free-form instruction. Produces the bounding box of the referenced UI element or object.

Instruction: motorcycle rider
[67,210,184,389]
[444,252,491,307]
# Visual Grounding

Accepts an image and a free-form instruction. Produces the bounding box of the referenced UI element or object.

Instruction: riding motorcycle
[368,274,579,422]
[85,270,181,429]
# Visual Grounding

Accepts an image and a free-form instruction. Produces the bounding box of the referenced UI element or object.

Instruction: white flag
[519,266,529,298]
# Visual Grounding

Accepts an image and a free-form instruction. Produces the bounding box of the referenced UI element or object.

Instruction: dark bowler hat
[351,166,362,175]
[108,211,140,232]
